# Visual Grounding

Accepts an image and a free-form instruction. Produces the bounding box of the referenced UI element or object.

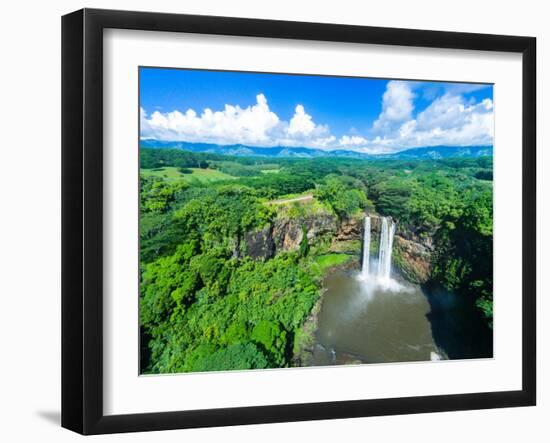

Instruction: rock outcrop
[273,214,338,252]
[244,226,275,261]
[334,217,362,241]
[395,225,435,250]
[365,213,433,283]
[393,235,432,283]
[245,213,338,260]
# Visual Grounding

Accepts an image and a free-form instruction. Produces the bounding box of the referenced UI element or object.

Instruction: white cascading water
[359,214,396,287]
[377,216,396,281]
[360,216,371,279]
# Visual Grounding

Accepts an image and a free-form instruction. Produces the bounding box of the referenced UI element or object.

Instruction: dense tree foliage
[141,251,321,373]
[315,175,370,218]
[432,188,493,326]
[140,147,219,169]
[139,147,494,372]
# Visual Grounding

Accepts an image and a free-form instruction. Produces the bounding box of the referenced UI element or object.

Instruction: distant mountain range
[140,139,493,160]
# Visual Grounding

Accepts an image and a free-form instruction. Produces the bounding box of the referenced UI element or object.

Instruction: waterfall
[359,215,396,285]
[361,215,371,279]
[377,217,395,281]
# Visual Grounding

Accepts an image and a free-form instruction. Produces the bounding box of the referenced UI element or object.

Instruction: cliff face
[334,217,362,241]
[393,235,432,283]
[244,226,275,260]
[395,224,435,250]
[245,210,434,284]
[244,213,338,260]
[367,213,434,284]
[273,214,338,251]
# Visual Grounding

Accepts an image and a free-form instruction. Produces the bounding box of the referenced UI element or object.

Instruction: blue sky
[140,67,494,153]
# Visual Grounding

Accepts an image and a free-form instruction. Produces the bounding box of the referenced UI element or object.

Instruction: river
[309,269,493,366]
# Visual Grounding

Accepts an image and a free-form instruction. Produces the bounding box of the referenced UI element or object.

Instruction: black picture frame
[62,8,536,435]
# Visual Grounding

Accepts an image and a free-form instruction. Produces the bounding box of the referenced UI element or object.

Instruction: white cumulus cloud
[339,135,368,146]
[352,83,494,153]
[140,94,280,146]
[141,94,335,148]
[288,104,315,136]
[366,93,494,151]
[373,81,415,132]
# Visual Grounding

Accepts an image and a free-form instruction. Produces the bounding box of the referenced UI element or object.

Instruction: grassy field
[313,254,353,272]
[140,167,235,183]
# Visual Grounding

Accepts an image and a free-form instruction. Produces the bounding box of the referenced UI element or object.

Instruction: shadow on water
[422,282,493,360]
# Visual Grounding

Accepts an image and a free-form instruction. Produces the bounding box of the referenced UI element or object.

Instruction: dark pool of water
[310,270,493,366]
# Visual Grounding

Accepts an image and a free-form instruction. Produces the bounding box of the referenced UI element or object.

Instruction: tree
[299,225,310,257]
[187,343,269,372]
[314,175,368,218]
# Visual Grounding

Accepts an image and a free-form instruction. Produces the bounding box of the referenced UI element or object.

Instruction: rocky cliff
[366,213,433,284]
[393,235,432,283]
[244,212,338,260]
[244,208,434,284]
[273,214,338,251]
[244,226,275,260]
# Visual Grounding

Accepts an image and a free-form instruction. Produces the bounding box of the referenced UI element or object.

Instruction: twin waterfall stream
[360,215,396,285]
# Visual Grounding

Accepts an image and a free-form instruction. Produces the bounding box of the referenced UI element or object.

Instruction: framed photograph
[62,8,536,435]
